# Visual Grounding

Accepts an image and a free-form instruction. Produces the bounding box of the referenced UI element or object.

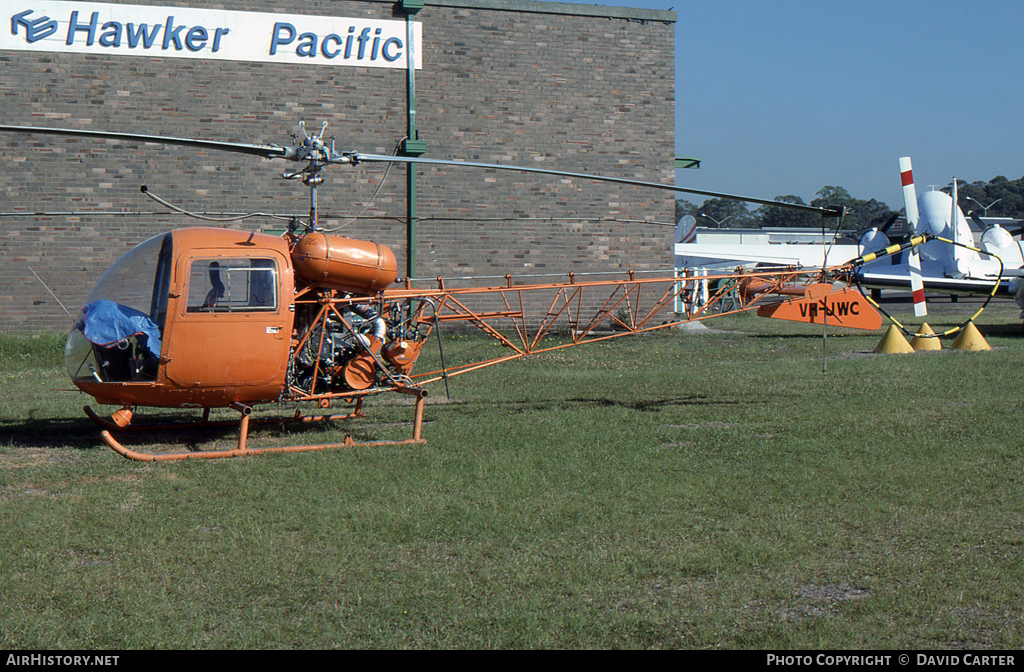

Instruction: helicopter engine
[286,230,427,394]
[292,303,389,393]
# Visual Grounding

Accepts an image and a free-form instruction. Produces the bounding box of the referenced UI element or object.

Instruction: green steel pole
[402,0,425,282]
[407,164,418,281]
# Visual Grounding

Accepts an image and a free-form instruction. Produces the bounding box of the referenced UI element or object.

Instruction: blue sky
[546,0,1024,211]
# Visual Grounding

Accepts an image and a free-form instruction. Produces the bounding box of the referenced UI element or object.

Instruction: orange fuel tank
[291,232,398,294]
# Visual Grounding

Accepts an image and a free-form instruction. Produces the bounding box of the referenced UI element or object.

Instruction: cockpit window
[66,232,172,382]
[186,258,277,313]
[85,233,172,324]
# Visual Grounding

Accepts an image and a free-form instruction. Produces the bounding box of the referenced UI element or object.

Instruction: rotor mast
[281,120,332,230]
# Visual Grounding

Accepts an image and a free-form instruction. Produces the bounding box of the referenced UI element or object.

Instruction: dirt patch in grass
[796,583,870,604]
[776,583,871,622]
[0,447,92,469]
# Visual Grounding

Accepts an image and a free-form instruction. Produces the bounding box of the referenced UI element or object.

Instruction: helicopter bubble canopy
[64,233,172,383]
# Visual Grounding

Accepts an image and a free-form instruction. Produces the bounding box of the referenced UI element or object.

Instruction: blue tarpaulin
[78,300,162,358]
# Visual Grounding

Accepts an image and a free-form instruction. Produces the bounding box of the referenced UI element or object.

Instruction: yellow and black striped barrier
[848,234,1004,340]
[849,234,930,267]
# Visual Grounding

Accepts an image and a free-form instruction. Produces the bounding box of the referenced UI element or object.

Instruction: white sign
[1,1,422,68]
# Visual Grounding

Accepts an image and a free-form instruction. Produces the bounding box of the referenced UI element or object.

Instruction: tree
[944,176,1024,220]
[810,186,883,230]
[752,186,898,231]
[755,195,820,229]
[675,198,698,223]
[977,176,1024,218]
[693,197,758,228]
[678,173,1024,238]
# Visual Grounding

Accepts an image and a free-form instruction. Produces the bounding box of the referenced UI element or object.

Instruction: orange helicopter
[1,122,884,462]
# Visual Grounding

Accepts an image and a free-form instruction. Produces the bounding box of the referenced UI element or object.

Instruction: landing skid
[85,389,427,462]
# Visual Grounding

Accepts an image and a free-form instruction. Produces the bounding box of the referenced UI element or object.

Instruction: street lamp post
[701,214,732,228]
[966,197,1001,217]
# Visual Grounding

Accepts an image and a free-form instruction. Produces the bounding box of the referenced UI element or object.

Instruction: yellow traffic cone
[910,323,942,351]
[874,325,915,354]
[951,321,991,351]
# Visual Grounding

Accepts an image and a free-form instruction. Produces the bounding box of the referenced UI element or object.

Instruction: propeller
[879,211,901,234]
[855,211,901,257]
[899,156,927,317]
[0,123,842,219]
[968,211,988,230]
[970,211,1024,244]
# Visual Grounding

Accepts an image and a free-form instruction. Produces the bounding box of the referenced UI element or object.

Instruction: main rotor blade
[0,125,291,160]
[0,124,839,217]
[350,153,841,217]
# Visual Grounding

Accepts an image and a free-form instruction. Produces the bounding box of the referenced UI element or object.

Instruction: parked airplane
[674,157,1024,316]
[855,158,1024,315]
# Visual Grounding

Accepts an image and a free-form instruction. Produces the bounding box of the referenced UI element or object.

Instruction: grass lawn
[1,298,1022,648]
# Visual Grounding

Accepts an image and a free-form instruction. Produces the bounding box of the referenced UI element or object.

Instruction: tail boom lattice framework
[385,266,831,385]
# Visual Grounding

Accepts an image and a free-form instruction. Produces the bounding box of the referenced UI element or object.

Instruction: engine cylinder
[291,232,398,294]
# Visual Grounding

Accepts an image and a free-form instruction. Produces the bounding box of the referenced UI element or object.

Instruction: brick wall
[0,0,676,332]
